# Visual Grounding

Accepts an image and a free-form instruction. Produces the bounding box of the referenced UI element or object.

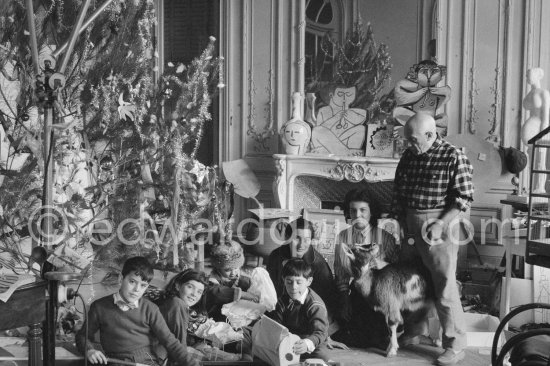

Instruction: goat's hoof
[386,346,398,358]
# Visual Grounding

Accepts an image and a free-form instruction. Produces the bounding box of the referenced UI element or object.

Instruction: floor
[0,342,492,366]
[327,344,491,366]
[0,255,494,365]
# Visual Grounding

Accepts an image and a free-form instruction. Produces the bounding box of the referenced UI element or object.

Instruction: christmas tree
[0,0,226,275]
[305,19,393,123]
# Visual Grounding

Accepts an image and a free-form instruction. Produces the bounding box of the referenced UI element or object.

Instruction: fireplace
[272,154,399,212]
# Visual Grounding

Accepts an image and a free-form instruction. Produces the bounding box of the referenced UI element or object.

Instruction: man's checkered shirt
[392,137,474,215]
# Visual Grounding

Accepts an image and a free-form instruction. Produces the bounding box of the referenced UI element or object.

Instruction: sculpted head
[282,119,311,147]
[527,68,544,86]
[404,112,438,155]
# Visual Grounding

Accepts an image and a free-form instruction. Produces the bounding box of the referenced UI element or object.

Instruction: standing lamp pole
[24,1,112,364]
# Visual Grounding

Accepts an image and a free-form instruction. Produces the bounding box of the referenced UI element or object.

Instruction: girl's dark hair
[342,188,381,227]
[163,269,208,300]
[282,258,312,279]
[121,256,154,283]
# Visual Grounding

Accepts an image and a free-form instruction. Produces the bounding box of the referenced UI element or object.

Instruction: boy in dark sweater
[76,256,198,366]
[269,258,331,362]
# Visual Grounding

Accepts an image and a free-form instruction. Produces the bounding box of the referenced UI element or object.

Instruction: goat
[346,245,434,357]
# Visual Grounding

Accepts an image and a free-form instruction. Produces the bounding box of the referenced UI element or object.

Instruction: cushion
[510,335,550,366]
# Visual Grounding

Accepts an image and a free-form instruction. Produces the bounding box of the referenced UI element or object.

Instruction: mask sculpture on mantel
[280,92,311,155]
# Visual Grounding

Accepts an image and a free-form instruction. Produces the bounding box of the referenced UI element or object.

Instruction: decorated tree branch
[305,18,393,122]
[0,0,226,275]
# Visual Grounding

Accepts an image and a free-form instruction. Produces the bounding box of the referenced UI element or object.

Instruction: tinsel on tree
[0,0,227,274]
[305,19,394,122]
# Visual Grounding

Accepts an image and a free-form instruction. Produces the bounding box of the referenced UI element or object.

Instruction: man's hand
[292,339,308,355]
[86,349,108,364]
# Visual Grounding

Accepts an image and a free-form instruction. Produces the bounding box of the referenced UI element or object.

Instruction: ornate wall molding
[466,67,479,134]
[240,0,251,157]
[297,0,305,93]
[243,0,275,152]
[462,0,477,134]
[263,69,274,134]
[487,66,501,145]
[325,163,394,183]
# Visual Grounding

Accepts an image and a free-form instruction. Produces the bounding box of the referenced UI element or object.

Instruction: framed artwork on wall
[365,123,394,157]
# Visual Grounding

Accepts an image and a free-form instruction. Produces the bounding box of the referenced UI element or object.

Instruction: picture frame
[365,123,394,157]
[303,208,349,271]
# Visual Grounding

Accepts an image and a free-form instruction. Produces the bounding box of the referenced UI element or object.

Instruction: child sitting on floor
[205,239,259,321]
[75,256,199,366]
[156,269,208,364]
[269,258,331,362]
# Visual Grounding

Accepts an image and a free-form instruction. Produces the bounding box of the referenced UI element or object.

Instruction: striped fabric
[391,137,474,217]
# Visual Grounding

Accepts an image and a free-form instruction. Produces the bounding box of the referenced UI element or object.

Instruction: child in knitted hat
[205,240,259,321]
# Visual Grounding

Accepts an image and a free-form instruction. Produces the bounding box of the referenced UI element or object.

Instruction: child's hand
[87,349,108,364]
[292,339,308,355]
[241,292,259,303]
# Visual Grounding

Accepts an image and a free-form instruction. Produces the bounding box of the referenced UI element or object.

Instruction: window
[305,0,342,86]
[162,0,220,165]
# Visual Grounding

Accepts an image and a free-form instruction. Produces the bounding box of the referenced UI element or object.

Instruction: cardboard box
[463,313,504,348]
[429,313,505,348]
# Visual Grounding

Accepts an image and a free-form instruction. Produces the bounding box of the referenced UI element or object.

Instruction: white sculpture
[522,68,550,193]
[280,92,311,155]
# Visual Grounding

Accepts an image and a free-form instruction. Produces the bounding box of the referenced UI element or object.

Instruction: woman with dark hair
[331,188,400,350]
[335,188,399,291]
[157,269,208,364]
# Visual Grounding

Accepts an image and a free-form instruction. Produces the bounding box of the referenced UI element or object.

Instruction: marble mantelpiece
[273,154,399,211]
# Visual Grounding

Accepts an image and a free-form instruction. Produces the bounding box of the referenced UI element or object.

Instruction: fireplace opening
[294,176,394,213]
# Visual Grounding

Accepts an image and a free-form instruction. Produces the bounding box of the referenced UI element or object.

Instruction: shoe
[436,349,465,365]
[398,334,420,347]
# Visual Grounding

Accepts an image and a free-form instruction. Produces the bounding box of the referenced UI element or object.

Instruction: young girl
[157,269,208,364]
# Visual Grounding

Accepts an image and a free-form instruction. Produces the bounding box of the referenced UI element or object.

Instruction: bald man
[392,112,473,366]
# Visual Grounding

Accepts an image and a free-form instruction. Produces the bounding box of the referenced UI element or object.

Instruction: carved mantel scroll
[273,154,399,210]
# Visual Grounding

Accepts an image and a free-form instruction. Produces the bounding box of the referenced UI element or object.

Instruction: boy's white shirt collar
[113,292,139,311]
[295,288,309,305]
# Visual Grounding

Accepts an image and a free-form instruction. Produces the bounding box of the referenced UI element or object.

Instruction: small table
[0,279,47,366]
